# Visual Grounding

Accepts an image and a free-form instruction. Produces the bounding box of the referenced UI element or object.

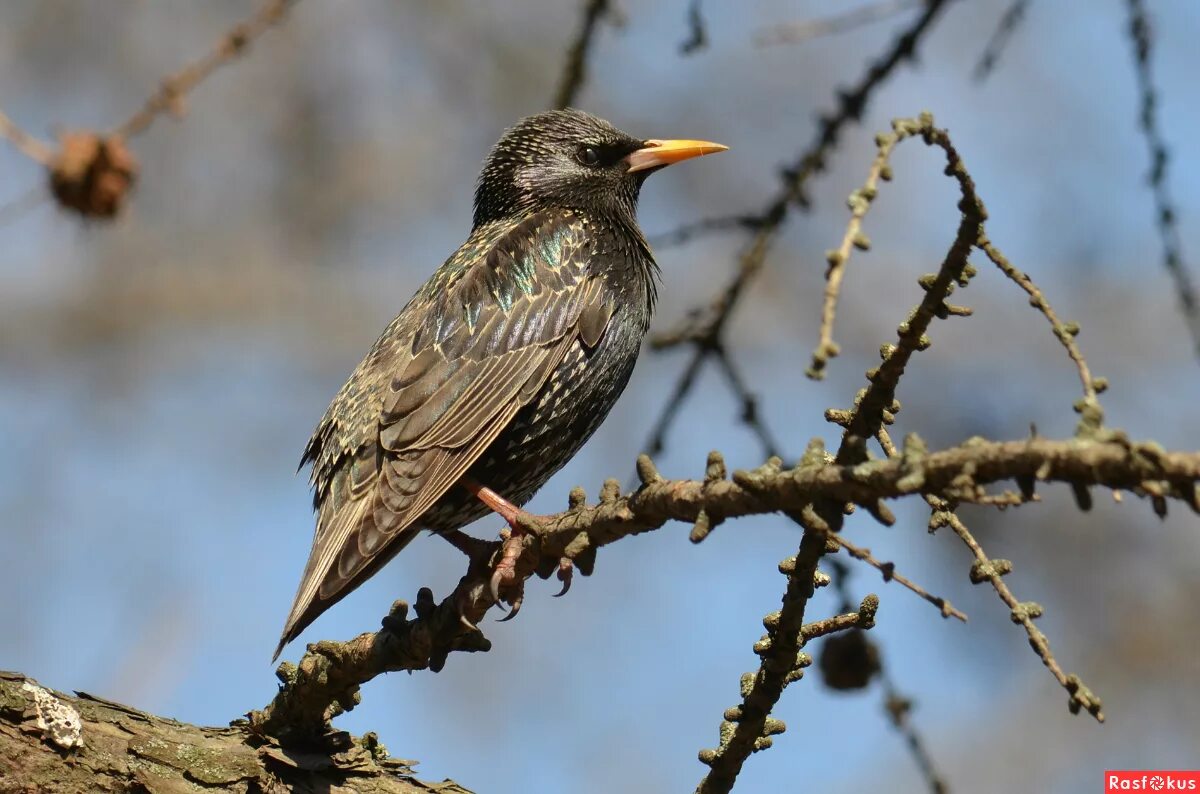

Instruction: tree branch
[551,0,611,109]
[249,434,1200,744]
[0,671,468,793]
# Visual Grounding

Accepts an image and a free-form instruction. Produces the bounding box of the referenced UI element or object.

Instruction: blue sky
[2,2,1199,792]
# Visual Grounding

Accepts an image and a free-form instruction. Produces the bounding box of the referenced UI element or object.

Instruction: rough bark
[0,671,471,794]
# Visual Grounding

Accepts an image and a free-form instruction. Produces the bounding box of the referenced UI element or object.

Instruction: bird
[275,108,726,660]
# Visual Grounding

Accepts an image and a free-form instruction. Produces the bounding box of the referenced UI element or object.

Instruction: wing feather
[275,211,616,658]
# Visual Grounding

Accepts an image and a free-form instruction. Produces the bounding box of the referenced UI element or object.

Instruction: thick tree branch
[0,671,467,794]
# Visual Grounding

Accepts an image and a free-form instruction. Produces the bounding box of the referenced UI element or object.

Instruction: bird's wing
[276,211,612,656]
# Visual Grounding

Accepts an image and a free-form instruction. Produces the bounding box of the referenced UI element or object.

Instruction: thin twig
[648,213,765,248]
[978,236,1103,425]
[972,0,1031,81]
[0,107,54,165]
[551,0,611,110]
[679,0,708,55]
[826,558,951,792]
[755,0,925,48]
[711,349,783,460]
[829,535,967,622]
[1124,0,1200,357]
[699,110,991,794]
[939,508,1104,721]
[882,675,950,794]
[808,124,909,378]
[112,0,301,139]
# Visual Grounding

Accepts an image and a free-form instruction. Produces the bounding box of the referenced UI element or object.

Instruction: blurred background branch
[1125,0,1200,357]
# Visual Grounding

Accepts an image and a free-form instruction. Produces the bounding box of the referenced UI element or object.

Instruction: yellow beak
[624,139,729,173]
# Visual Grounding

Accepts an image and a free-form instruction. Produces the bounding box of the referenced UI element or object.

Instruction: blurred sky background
[2,1,1199,792]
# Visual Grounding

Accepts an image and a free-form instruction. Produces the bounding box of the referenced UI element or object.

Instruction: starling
[275,109,725,659]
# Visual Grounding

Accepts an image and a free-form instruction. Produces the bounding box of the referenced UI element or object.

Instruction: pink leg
[459,478,576,618]
[461,478,528,616]
[462,479,522,527]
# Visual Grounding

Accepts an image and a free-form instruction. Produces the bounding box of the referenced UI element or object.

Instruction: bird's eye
[577,146,601,167]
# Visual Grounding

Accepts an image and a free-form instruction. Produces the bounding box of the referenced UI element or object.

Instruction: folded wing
[276,211,611,657]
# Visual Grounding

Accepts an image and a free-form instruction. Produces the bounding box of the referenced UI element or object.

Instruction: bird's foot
[490,527,527,621]
[459,478,574,619]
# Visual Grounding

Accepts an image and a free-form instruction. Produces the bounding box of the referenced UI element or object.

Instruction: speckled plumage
[276,110,708,658]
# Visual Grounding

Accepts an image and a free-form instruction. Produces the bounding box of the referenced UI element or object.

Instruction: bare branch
[882,676,950,794]
[642,3,955,464]
[248,433,1198,742]
[829,534,968,622]
[0,106,54,165]
[113,0,302,139]
[647,213,765,248]
[972,0,1031,81]
[755,0,925,48]
[939,508,1104,720]
[1124,0,1200,358]
[679,0,709,55]
[551,0,612,109]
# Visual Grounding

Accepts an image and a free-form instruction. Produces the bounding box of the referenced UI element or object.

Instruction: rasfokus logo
[1106,771,1200,791]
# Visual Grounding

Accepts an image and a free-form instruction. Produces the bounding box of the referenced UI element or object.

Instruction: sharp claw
[498,593,523,622]
[490,569,504,603]
[553,558,574,597]
[458,611,479,632]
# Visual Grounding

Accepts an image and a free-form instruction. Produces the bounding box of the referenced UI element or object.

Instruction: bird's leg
[461,479,529,618]
[459,478,576,617]
[463,480,522,526]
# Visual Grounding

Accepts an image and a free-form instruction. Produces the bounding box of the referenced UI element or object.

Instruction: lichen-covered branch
[0,671,466,794]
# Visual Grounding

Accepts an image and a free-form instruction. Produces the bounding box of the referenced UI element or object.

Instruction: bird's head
[473,108,726,228]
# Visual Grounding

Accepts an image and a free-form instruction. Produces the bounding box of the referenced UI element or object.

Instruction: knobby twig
[755,0,925,48]
[972,0,1030,81]
[1125,0,1200,357]
[641,0,955,466]
[696,110,1105,790]
[248,435,1199,744]
[697,110,988,793]
[938,506,1104,720]
[813,111,1110,724]
[552,0,612,109]
[810,109,1107,443]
